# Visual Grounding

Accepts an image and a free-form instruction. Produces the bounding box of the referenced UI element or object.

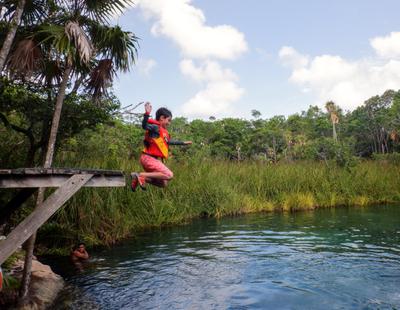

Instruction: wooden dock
[0,168,126,264]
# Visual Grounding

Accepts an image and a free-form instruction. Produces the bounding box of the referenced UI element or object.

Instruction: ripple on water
[51,205,400,310]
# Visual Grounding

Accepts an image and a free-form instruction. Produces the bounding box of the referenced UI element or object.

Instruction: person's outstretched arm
[169,139,192,146]
[142,102,159,133]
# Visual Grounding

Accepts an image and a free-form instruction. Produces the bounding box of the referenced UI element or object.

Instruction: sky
[112,0,400,120]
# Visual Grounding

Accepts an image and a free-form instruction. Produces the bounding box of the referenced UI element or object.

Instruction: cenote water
[47,205,400,309]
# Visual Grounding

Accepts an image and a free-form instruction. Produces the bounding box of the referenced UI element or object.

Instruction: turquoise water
[50,205,400,309]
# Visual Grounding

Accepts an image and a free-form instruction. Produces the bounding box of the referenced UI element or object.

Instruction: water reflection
[49,205,400,309]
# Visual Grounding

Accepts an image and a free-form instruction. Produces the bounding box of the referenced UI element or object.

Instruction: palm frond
[7,38,43,75]
[36,23,70,54]
[86,58,115,101]
[22,0,49,24]
[325,101,336,113]
[38,58,63,85]
[65,21,92,64]
[325,101,339,124]
[89,23,138,72]
[78,0,134,22]
[2,0,48,25]
[36,22,93,66]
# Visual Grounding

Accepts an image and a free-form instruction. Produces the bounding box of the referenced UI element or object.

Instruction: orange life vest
[143,119,170,159]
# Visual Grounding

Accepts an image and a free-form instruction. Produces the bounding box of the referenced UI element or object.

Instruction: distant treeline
[166,89,400,165]
[1,80,400,170]
[1,76,400,169]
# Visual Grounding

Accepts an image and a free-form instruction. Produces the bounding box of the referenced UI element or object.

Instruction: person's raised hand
[145,102,152,114]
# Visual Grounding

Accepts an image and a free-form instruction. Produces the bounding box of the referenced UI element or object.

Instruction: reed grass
[38,157,400,254]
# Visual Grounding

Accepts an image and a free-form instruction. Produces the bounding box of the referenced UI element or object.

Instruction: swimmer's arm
[73,250,89,259]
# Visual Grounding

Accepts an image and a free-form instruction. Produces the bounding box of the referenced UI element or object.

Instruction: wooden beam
[0,168,123,175]
[0,174,125,188]
[0,174,93,264]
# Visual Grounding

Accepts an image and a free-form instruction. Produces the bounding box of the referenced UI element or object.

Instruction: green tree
[0,0,26,71]
[0,78,118,167]
[345,90,396,156]
[302,105,331,139]
[1,0,138,302]
[251,109,261,119]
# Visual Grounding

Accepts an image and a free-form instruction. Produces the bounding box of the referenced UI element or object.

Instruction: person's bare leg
[139,171,171,181]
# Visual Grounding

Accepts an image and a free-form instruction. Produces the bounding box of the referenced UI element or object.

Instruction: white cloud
[137,58,157,76]
[279,32,400,110]
[371,32,400,59]
[180,60,244,117]
[180,59,237,82]
[136,0,248,118]
[137,0,248,60]
[279,46,309,69]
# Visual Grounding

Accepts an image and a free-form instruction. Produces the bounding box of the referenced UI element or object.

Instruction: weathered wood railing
[0,168,126,264]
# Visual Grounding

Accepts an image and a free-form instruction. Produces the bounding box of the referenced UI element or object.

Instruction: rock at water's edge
[12,258,65,310]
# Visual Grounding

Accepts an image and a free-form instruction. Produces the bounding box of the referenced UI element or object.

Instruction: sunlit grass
[41,158,400,254]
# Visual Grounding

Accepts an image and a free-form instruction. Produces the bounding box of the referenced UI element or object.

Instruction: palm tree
[0,0,27,71]
[0,0,52,72]
[325,101,339,142]
[5,0,138,302]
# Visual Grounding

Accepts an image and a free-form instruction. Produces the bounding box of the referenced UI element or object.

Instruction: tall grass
[39,157,400,254]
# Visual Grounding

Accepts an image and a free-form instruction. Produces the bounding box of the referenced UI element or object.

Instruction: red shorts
[140,154,173,179]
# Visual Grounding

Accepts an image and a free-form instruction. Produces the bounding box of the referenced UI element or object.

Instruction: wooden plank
[0,174,93,264]
[0,174,125,188]
[49,168,124,175]
[0,168,124,176]
[22,168,52,175]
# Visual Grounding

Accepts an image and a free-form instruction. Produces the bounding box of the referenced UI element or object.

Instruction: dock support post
[0,174,93,264]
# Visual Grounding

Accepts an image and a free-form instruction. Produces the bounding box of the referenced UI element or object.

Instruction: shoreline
[40,199,398,256]
[1,255,64,309]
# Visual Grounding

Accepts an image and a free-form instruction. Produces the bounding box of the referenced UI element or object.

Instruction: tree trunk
[332,123,337,142]
[25,133,37,167]
[384,137,389,154]
[0,0,26,72]
[44,64,72,167]
[272,137,277,163]
[17,189,42,304]
[372,133,378,153]
[18,63,72,303]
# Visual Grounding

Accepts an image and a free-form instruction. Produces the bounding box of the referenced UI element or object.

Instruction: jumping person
[131,102,192,191]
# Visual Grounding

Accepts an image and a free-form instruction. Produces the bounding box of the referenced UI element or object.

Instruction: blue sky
[113,0,400,119]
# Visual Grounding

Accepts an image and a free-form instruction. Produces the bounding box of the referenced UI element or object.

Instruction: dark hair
[74,242,85,250]
[156,107,172,120]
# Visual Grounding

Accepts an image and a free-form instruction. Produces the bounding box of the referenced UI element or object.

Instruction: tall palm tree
[0,0,51,72]
[325,101,339,142]
[0,0,26,71]
[6,0,138,302]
